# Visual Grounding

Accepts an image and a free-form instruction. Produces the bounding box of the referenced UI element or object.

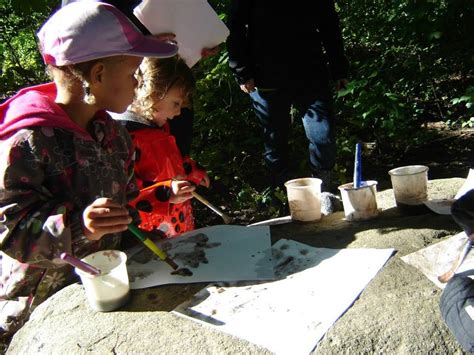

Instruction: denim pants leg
[293,91,336,172]
[249,89,292,176]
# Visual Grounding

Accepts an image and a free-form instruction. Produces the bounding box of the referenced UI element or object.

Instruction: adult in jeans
[226,0,349,191]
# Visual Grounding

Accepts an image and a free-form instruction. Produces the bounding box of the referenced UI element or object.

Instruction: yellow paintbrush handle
[143,238,167,260]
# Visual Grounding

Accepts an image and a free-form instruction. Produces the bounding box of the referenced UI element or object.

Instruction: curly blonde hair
[131,56,195,121]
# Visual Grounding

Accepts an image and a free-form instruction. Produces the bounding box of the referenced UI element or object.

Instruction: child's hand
[201,45,220,58]
[240,78,256,93]
[170,179,195,204]
[82,198,132,241]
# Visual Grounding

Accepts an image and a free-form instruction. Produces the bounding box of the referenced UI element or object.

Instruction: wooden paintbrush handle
[438,239,472,283]
[191,191,233,224]
[192,191,225,216]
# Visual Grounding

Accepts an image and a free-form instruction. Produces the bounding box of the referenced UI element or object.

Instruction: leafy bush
[1,0,473,219]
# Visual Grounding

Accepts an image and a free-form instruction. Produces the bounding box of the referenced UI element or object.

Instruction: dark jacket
[0,82,136,335]
[226,0,349,90]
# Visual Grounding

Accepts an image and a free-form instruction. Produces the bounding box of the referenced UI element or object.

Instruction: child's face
[151,85,185,127]
[95,56,142,113]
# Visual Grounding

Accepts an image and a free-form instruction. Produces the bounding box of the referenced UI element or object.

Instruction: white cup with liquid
[75,250,130,312]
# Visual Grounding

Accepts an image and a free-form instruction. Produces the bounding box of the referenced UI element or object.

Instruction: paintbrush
[60,252,101,275]
[192,191,234,224]
[438,238,473,283]
[354,142,362,188]
[127,224,179,270]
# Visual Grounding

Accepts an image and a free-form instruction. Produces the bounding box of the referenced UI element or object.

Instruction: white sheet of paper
[174,239,394,355]
[134,0,229,67]
[423,199,455,215]
[126,225,274,289]
[401,232,473,289]
[455,168,474,199]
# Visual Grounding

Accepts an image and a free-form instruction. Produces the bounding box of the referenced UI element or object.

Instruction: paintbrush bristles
[437,239,473,283]
[164,257,179,270]
[438,271,454,283]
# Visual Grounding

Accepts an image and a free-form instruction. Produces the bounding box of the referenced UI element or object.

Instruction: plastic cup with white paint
[75,250,130,312]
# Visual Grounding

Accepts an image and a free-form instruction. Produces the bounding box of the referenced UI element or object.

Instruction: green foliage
[191,0,474,216]
[450,86,474,128]
[337,0,474,140]
[1,0,473,219]
[0,0,57,99]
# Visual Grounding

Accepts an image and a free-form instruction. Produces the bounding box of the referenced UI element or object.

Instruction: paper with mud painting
[402,231,474,289]
[174,239,394,355]
[126,225,274,289]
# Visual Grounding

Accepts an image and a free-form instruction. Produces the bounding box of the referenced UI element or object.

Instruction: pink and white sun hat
[37,1,178,66]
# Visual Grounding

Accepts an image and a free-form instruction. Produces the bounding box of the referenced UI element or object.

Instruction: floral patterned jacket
[0,82,137,336]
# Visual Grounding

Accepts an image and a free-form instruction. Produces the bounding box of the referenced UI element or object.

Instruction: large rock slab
[7,178,465,354]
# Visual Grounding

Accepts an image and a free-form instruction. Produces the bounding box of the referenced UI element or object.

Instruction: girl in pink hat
[0,1,177,339]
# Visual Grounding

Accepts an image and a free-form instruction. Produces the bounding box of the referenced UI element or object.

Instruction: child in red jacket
[113,57,209,237]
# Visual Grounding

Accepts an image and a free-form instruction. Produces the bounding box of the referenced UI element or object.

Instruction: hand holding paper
[134,0,229,67]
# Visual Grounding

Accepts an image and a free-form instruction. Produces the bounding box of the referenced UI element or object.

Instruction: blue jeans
[249,87,336,177]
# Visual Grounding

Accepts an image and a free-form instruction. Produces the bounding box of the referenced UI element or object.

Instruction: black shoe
[270,169,293,190]
[311,169,337,193]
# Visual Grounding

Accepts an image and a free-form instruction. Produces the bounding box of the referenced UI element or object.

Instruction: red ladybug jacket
[112,111,207,237]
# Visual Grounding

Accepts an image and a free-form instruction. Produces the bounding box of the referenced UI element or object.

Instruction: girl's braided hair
[131,56,195,121]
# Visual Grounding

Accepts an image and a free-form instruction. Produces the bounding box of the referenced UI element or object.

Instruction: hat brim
[128,36,178,58]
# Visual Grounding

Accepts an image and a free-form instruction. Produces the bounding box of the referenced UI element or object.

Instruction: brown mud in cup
[284,178,322,222]
[388,165,429,215]
[338,180,379,221]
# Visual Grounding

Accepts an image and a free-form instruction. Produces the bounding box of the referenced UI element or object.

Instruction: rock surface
[7,178,466,354]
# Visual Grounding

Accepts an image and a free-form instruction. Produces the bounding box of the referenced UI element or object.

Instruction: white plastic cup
[75,250,130,312]
[284,177,322,222]
[338,181,379,221]
[388,165,429,213]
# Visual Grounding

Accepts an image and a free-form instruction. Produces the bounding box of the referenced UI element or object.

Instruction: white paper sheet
[126,225,274,289]
[174,239,394,355]
[423,169,474,215]
[134,0,229,67]
[401,232,474,289]
[455,168,474,199]
[423,199,455,215]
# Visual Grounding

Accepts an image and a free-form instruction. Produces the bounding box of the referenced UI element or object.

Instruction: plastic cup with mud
[338,180,379,221]
[284,177,322,222]
[75,250,130,312]
[388,165,429,214]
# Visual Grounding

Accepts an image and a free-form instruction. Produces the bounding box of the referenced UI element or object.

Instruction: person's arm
[183,157,210,188]
[452,189,474,237]
[0,136,96,268]
[316,0,350,82]
[226,0,254,85]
